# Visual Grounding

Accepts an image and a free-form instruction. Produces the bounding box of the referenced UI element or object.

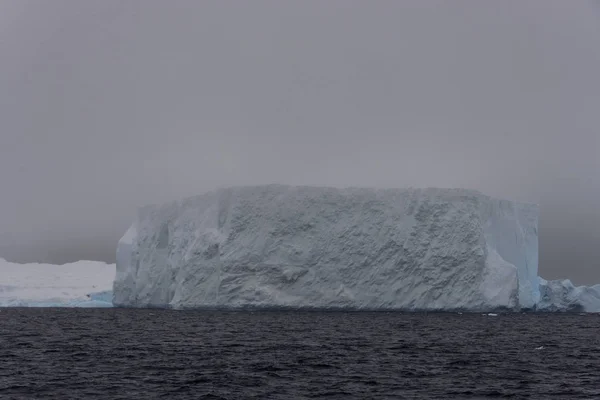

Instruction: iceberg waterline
[112,184,600,312]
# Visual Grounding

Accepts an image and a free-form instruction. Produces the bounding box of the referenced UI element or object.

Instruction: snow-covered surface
[538,278,600,312]
[0,259,115,307]
[114,185,540,311]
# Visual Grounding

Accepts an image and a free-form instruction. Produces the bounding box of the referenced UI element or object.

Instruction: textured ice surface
[114,185,540,311]
[0,259,115,307]
[538,278,600,312]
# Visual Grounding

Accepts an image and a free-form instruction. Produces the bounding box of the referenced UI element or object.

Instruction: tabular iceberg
[114,185,540,311]
[0,259,115,307]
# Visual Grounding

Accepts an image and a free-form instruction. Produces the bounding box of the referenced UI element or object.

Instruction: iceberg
[537,278,600,312]
[114,185,540,311]
[0,259,115,307]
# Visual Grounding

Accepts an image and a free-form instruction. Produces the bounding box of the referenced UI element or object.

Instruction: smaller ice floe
[538,278,600,312]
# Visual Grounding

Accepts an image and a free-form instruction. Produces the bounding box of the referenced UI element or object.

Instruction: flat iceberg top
[115,185,539,311]
[0,258,115,307]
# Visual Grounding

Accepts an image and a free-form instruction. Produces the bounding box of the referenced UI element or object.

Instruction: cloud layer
[0,1,598,283]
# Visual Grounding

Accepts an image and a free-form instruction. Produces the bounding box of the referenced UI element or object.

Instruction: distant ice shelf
[0,259,115,307]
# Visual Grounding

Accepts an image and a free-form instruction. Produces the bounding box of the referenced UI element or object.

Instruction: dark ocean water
[1,309,599,399]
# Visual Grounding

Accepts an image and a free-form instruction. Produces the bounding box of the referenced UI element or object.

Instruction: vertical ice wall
[481,199,539,309]
[114,185,539,311]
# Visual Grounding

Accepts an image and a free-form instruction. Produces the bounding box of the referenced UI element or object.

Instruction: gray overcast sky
[0,0,598,283]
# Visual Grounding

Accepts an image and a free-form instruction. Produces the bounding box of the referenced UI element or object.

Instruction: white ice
[0,258,115,307]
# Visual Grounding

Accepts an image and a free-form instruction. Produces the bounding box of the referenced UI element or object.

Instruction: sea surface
[0,309,599,399]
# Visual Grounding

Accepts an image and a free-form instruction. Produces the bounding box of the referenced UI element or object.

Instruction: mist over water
[0,1,598,283]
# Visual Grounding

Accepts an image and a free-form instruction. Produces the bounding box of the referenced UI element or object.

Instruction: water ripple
[0,309,599,399]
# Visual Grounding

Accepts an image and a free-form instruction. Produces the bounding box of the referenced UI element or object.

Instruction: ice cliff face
[114,185,540,311]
